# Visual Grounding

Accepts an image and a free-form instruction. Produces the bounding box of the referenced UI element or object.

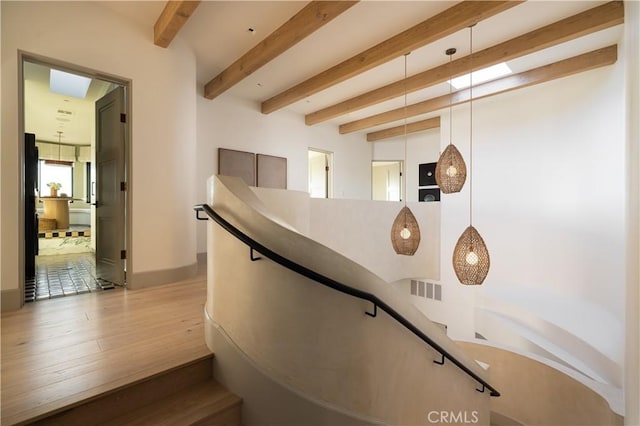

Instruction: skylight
[449,63,512,90]
[50,69,92,99]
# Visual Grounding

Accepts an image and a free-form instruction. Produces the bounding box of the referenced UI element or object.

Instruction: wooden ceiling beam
[204,1,358,100]
[340,45,617,134]
[261,0,522,114]
[308,1,623,125]
[154,1,201,48]
[366,117,441,142]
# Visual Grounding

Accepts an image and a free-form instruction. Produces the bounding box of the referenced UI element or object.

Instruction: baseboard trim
[128,262,198,290]
[1,288,22,312]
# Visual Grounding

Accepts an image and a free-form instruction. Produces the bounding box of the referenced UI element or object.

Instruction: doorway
[372,160,403,201]
[308,149,333,199]
[21,55,130,303]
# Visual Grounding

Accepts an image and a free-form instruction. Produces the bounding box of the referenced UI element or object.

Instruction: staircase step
[34,354,242,426]
[103,380,242,426]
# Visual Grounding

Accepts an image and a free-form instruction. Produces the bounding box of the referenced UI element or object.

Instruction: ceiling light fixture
[435,48,467,194]
[452,24,490,286]
[391,52,420,256]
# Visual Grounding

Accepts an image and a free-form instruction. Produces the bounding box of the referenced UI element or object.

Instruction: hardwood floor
[1,271,210,425]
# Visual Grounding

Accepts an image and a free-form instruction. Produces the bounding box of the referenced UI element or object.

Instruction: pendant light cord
[448,51,454,147]
[469,25,474,228]
[403,52,409,206]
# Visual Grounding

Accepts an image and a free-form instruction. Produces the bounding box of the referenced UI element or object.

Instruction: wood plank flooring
[1,272,210,425]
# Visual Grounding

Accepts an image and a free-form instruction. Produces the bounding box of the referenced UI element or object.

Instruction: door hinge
[120,113,127,123]
[120,250,127,260]
[120,182,127,191]
[325,166,330,172]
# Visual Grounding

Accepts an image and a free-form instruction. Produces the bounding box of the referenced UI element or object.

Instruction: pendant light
[391,52,420,256]
[453,25,490,285]
[435,48,467,194]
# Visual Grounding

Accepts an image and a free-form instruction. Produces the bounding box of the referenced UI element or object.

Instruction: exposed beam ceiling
[154,1,201,48]
[204,1,358,100]
[307,1,624,126]
[366,117,441,142]
[340,45,618,134]
[260,0,523,115]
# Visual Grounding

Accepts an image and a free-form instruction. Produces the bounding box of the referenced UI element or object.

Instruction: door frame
[308,148,333,199]
[17,51,133,306]
[371,160,404,201]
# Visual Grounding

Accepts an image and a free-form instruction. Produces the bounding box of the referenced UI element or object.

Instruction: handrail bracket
[365,303,377,318]
[250,248,262,261]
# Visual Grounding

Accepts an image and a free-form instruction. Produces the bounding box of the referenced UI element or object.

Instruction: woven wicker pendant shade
[453,225,490,285]
[391,206,421,256]
[435,144,467,193]
[390,52,420,256]
[451,26,490,286]
[436,48,466,194]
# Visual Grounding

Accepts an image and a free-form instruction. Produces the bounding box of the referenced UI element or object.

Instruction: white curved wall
[252,187,440,283]
[459,341,623,426]
[1,1,198,299]
[206,175,491,425]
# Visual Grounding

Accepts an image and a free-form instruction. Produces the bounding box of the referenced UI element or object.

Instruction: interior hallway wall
[1,1,198,306]
[195,93,372,254]
[372,128,441,202]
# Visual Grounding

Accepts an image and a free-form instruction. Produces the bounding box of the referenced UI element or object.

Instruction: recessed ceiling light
[50,69,91,99]
[449,63,512,90]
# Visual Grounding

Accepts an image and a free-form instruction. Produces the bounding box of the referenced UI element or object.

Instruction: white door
[95,87,126,285]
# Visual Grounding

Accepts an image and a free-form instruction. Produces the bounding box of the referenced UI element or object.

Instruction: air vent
[410,280,442,301]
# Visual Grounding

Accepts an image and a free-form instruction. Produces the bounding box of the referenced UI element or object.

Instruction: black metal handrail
[194,203,500,397]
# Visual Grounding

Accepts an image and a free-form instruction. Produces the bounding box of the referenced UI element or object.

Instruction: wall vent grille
[410,280,442,301]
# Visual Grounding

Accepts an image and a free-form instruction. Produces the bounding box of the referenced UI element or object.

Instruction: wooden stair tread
[33,354,216,425]
[102,379,242,426]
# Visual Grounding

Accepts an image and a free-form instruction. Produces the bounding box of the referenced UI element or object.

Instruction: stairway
[30,354,242,426]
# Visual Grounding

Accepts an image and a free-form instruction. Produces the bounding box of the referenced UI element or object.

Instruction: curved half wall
[205,175,492,425]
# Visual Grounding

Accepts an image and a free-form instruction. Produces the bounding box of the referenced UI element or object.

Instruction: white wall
[372,128,441,202]
[1,1,198,300]
[252,186,440,283]
[432,61,626,374]
[195,94,372,254]
[624,2,640,424]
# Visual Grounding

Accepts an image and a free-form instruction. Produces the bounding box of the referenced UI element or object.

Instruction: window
[39,160,73,197]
